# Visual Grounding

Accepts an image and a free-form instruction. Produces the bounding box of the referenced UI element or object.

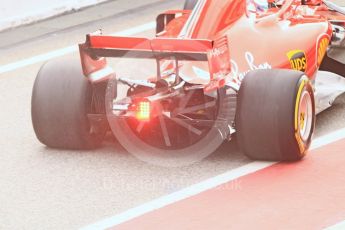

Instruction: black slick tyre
[236,69,315,161]
[31,57,107,150]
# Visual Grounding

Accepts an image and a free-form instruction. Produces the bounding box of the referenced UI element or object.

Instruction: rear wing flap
[79,34,230,85]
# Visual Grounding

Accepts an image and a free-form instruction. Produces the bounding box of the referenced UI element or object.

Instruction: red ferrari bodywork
[79,0,344,87]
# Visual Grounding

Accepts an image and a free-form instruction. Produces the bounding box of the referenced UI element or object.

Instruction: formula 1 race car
[32,0,345,163]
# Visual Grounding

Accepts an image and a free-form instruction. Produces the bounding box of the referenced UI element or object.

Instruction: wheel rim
[298,90,313,142]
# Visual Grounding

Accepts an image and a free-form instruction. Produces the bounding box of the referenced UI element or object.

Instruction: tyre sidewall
[236,70,315,161]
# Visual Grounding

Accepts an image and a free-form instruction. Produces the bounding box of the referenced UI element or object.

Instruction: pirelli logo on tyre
[287,50,307,72]
[317,36,330,67]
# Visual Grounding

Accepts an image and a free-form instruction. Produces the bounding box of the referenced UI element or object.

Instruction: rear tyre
[184,0,198,10]
[32,57,107,150]
[236,69,315,161]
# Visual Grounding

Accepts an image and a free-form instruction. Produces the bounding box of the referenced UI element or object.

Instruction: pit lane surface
[108,135,345,230]
[0,1,345,229]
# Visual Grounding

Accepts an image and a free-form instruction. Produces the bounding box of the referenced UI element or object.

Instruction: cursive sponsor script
[231,52,272,81]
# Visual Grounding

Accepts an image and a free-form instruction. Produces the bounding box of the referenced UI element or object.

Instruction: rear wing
[82,35,213,60]
[79,34,230,86]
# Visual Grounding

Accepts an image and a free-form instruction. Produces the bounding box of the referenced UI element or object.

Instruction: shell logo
[317,37,329,66]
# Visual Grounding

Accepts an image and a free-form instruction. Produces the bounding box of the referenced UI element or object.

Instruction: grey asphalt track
[0,0,344,229]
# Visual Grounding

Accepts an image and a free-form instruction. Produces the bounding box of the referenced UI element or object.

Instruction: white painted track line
[0,22,155,75]
[81,128,345,230]
[81,162,275,230]
[326,220,345,230]
[312,128,345,150]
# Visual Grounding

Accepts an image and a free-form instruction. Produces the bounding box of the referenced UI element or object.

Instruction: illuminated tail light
[136,100,151,121]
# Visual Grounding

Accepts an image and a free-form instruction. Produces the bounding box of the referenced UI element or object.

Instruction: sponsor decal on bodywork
[205,36,231,92]
[317,35,330,67]
[231,52,272,80]
[207,37,231,78]
[181,52,271,91]
[287,50,307,72]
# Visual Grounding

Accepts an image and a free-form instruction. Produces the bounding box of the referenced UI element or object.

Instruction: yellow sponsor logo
[287,50,307,72]
[317,37,329,66]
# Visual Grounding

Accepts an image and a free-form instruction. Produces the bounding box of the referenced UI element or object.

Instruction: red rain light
[136,100,151,121]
